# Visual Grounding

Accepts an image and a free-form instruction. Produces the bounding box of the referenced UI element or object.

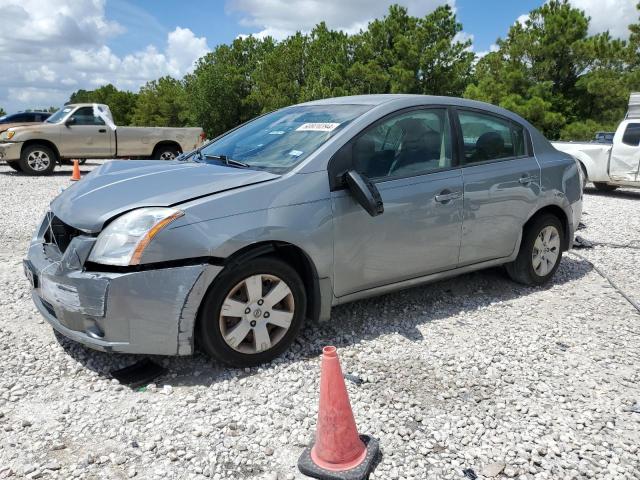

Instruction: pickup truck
[553,93,640,192]
[0,103,204,175]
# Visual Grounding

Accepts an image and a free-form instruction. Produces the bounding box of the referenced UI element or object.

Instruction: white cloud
[227,0,455,39]
[0,1,209,113]
[516,14,529,27]
[476,43,499,59]
[570,0,637,39]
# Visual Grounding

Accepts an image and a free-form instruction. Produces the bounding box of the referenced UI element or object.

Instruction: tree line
[30,1,640,140]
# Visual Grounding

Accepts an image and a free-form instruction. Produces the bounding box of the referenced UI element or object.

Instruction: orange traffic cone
[70,159,81,181]
[298,346,379,479]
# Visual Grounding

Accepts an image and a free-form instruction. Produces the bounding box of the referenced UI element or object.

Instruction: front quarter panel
[138,171,334,279]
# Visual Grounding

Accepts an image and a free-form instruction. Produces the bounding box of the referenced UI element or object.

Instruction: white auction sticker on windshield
[296,122,340,132]
[289,150,303,157]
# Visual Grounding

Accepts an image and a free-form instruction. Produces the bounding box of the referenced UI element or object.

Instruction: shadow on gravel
[584,187,640,200]
[0,169,93,177]
[55,256,594,388]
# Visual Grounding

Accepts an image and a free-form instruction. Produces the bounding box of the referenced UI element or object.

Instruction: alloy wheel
[27,150,51,171]
[159,151,176,160]
[532,225,560,277]
[219,274,295,354]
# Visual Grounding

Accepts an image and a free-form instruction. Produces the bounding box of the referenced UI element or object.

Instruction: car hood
[51,160,280,232]
[0,122,38,133]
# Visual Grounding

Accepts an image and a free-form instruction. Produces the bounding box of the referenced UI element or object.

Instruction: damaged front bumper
[25,216,223,356]
[0,141,21,162]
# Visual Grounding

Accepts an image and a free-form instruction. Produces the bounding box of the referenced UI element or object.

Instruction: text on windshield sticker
[296,123,340,132]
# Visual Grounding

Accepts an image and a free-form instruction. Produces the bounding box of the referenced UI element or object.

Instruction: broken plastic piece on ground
[577,221,587,230]
[573,235,594,249]
[462,468,478,480]
[110,359,166,388]
[344,373,364,386]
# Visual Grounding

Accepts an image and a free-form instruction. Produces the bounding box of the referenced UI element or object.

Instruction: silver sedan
[25,95,582,367]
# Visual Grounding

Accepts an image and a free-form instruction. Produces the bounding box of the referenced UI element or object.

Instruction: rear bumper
[0,142,21,162]
[26,232,223,356]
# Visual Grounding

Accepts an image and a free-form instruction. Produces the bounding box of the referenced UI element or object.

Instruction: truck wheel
[19,144,56,176]
[7,161,23,172]
[153,145,180,160]
[593,182,618,192]
[505,214,563,286]
[197,257,306,367]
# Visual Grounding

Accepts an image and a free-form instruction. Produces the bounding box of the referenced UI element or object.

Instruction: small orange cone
[298,346,379,479]
[70,159,81,181]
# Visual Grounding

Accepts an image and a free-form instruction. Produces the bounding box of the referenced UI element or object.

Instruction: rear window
[622,123,640,146]
[458,110,526,164]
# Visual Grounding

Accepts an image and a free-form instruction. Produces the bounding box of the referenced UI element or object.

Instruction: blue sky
[0,0,636,113]
[105,0,544,56]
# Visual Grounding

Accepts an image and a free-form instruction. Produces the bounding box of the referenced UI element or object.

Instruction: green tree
[185,36,275,137]
[68,84,138,125]
[131,77,191,127]
[0,107,6,116]
[359,5,474,96]
[465,0,637,139]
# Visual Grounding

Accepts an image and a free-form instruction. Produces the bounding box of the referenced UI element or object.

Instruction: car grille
[43,215,81,254]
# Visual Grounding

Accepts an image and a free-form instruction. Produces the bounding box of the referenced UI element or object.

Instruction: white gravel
[0,163,639,480]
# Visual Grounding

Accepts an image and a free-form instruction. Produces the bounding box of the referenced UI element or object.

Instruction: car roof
[302,94,491,109]
[301,94,524,120]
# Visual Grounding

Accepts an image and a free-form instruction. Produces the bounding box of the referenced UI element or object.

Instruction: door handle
[519,174,538,184]
[98,129,106,133]
[434,191,462,203]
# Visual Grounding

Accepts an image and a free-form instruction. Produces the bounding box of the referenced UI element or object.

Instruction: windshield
[198,104,372,172]
[46,107,73,124]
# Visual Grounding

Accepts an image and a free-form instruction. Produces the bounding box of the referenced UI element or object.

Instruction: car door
[455,108,541,265]
[61,106,112,158]
[330,107,464,297]
[609,121,640,183]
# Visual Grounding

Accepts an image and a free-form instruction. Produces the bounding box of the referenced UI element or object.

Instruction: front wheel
[593,182,618,192]
[506,214,563,286]
[19,144,56,176]
[153,145,180,160]
[197,257,307,367]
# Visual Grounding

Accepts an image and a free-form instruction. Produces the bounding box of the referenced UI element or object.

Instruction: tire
[19,144,56,176]
[153,145,180,160]
[7,161,22,172]
[197,257,307,367]
[505,214,564,286]
[593,182,618,192]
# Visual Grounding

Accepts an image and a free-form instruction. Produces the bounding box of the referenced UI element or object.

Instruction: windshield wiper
[204,154,250,169]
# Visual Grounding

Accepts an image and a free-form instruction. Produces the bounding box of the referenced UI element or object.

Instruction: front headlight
[88,207,184,266]
[1,130,15,140]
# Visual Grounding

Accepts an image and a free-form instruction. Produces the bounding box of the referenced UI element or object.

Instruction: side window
[352,109,452,180]
[458,111,525,164]
[72,107,105,126]
[622,123,640,146]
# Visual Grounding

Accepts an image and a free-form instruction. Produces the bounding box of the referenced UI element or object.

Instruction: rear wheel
[153,144,180,160]
[19,144,56,176]
[506,214,563,286]
[197,257,306,367]
[593,182,618,192]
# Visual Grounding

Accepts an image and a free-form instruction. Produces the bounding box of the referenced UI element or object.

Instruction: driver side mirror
[65,116,76,127]
[344,170,384,217]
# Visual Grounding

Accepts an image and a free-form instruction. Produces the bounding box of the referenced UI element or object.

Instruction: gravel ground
[0,162,639,480]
